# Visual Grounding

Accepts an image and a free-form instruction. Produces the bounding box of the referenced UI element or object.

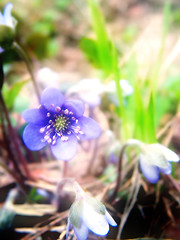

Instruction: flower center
[54,116,69,132]
[39,106,84,145]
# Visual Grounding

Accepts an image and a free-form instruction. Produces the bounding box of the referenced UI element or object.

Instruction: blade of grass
[144,93,156,143]
[86,0,113,76]
[112,44,129,140]
[134,85,146,141]
[150,0,171,92]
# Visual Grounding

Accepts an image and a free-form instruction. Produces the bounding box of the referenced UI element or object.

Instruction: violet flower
[67,193,117,240]
[0,3,17,52]
[139,143,180,183]
[22,87,101,161]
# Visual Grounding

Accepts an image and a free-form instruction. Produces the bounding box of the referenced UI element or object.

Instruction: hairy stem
[108,139,140,202]
[0,92,33,180]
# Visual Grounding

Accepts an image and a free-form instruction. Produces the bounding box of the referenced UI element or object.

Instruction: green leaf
[162,0,171,42]
[79,37,99,67]
[13,95,29,113]
[145,93,156,143]
[134,85,146,141]
[86,0,113,75]
[28,188,44,203]
[154,93,175,127]
[55,0,72,11]
[2,80,28,110]
[100,165,116,184]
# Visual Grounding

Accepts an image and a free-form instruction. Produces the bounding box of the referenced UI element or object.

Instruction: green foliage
[134,85,146,141]
[171,9,180,26]
[133,86,156,143]
[2,80,28,110]
[28,188,45,203]
[150,0,171,90]
[163,75,180,101]
[26,33,59,59]
[82,0,114,76]
[162,0,171,41]
[145,94,156,143]
[84,0,158,142]
[121,25,138,44]
[55,0,72,11]
[79,37,99,67]
[13,95,29,114]
[100,165,116,184]
[154,93,176,127]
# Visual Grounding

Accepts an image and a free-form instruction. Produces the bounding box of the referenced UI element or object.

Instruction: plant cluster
[0,1,180,240]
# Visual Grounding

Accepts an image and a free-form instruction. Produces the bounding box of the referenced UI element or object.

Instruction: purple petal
[41,88,64,111]
[23,124,47,150]
[0,47,4,54]
[73,224,89,240]
[22,108,47,124]
[105,210,117,227]
[50,134,78,161]
[139,156,159,183]
[82,201,109,236]
[159,161,172,175]
[63,100,85,117]
[78,116,101,140]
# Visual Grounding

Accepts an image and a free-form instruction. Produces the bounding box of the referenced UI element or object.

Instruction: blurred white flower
[104,79,133,96]
[139,143,180,183]
[0,3,17,52]
[37,67,60,88]
[67,78,133,108]
[67,193,117,240]
[0,3,17,29]
[67,78,103,107]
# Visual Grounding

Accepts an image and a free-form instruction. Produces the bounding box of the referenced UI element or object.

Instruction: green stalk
[87,0,113,76]
[150,0,171,94]
[112,45,129,140]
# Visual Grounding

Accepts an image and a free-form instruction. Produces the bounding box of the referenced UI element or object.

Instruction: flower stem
[0,92,33,180]
[62,161,69,178]
[0,157,26,194]
[86,139,98,174]
[108,139,140,202]
[57,178,84,199]
[164,174,180,193]
[13,42,41,102]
